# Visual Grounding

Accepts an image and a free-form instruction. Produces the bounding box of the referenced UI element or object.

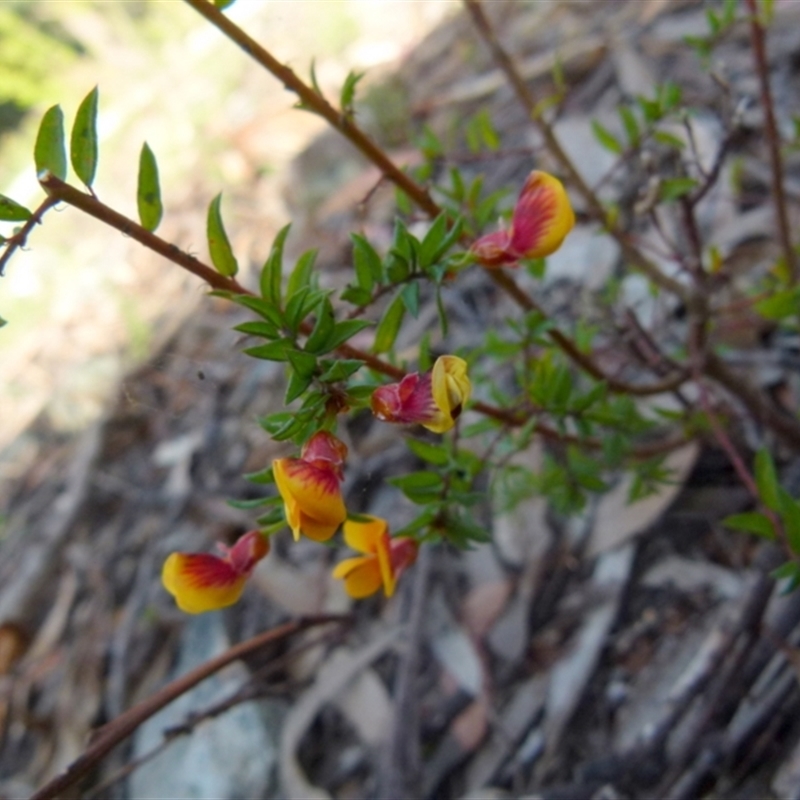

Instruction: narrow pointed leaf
[0,195,32,222]
[261,224,290,306]
[137,143,163,232]
[373,291,405,354]
[287,248,317,297]
[207,193,238,278]
[70,86,99,187]
[755,448,780,512]
[35,105,67,180]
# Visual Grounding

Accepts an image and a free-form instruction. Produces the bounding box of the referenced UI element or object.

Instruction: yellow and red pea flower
[162,530,269,614]
[273,430,348,542]
[471,170,575,268]
[371,355,471,434]
[332,515,419,598]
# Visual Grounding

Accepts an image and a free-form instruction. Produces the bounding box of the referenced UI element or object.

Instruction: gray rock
[128,612,276,800]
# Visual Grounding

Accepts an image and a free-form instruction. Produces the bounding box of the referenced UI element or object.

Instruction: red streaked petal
[227,530,270,574]
[301,431,348,471]
[508,171,574,260]
[470,229,515,267]
[273,457,346,541]
[389,538,419,582]
[371,373,439,426]
[162,553,247,614]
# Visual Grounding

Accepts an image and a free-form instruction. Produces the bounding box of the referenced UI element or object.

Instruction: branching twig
[29,615,348,800]
[0,196,58,276]
[745,0,797,283]
[462,0,690,302]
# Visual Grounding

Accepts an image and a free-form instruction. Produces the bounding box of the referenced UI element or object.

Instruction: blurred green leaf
[70,86,99,187]
[287,248,317,298]
[723,511,776,540]
[323,319,372,353]
[207,193,238,277]
[755,447,780,512]
[318,359,364,382]
[591,119,623,155]
[660,177,698,203]
[373,291,405,353]
[340,70,364,113]
[35,104,67,180]
[243,339,295,361]
[214,0,237,7]
[305,297,335,354]
[137,142,163,232]
[261,223,290,306]
[618,105,639,145]
[406,438,449,466]
[351,233,383,292]
[0,195,31,222]
[755,287,800,320]
[234,320,280,339]
[779,489,800,553]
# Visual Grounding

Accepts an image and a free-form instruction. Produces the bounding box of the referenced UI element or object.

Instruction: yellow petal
[343,515,387,554]
[162,553,247,614]
[428,356,471,433]
[332,555,383,598]
[375,530,396,597]
[299,512,341,542]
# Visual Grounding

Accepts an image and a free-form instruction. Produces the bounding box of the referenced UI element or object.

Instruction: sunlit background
[0,0,456,492]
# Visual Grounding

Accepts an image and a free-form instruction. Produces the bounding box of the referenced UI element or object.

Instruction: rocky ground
[3,1,800,798]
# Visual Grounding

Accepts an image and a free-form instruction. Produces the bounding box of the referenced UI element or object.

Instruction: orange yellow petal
[332,555,383,598]
[274,457,346,541]
[162,552,247,614]
[509,171,575,260]
[343,515,387,554]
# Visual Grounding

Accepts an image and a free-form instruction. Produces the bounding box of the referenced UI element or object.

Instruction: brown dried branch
[29,615,349,800]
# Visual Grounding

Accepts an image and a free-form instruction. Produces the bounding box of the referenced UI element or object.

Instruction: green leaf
[755,287,800,321]
[137,143,163,232]
[287,248,317,298]
[323,319,372,353]
[591,119,623,155]
[285,370,314,404]
[771,560,800,592]
[373,291,405,354]
[230,294,283,328]
[779,488,800,554]
[723,511,776,540]
[755,447,780,512]
[35,105,67,180]
[660,178,698,203]
[401,281,420,318]
[244,339,295,361]
[234,320,280,339]
[389,471,443,504]
[340,285,373,307]
[214,0,236,7]
[446,509,491,545]
[419,213,448,268]
[406,438,449,466]
[285,287,327,336]
[287,349,317,379]
[618,105,639,145]
[261,223,290,306]
[351,233,383,292]
[652,130,686,150]
[318,359,364,382]
[0,195,32,222]
[340,70,364,113]
[70,86,99,187]
[207,193,238,277]
[305,297,335,354]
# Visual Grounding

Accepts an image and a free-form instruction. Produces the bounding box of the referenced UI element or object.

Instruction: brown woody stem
[29,615,348,800]
[745,0,797,283]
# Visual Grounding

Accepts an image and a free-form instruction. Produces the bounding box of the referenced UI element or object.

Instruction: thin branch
[0,196,58,276]
[462,0,690,302]
[29,615,348,800]
[745,0,797,282]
